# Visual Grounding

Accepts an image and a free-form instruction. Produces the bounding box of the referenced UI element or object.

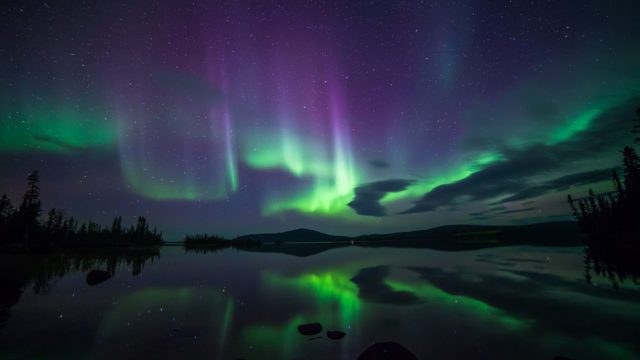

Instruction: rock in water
[327,331,346,340]
[297,322,322,336]
[86,270,111,286]
[357,342,418,360]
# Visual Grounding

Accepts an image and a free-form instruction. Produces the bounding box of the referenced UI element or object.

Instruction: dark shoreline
[1,221,585,255]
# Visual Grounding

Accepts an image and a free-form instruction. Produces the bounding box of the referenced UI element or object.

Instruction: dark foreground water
[1,245,639,359]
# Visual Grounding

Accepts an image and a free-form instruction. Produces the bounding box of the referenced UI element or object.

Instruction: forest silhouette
[0,171,163,252]
[183,233,262,253]
[568,108,640,288]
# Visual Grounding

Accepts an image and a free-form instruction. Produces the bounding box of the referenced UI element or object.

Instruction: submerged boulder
[357,342,418,360]
[86,270,112,286]
[297,322,322,336]
[327,331,346,340]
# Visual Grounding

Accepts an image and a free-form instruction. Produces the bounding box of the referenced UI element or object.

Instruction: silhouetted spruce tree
[622,146,640,197]
[78,224,87,239]
[0,195,11,219]
[567,195,580,220]
[44,208,66,247]
[568,107,640,287]
[45,208,62,233]
[18,171,42,249]
[0,194,14,243]
[111,216,123,236]
[60,216,77,246]
[612,169,624,202]
[633,108,640,145]
[135,216,148,236]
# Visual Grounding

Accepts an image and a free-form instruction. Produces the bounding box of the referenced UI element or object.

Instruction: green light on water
[243,314,305,359]
[264,271,361,328]
[385,279,527,330]
[242,269,362,357]
[216,298,234,358]
[96,287,196,338]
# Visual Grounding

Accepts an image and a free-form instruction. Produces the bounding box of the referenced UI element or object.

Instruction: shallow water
[1,245,638,359]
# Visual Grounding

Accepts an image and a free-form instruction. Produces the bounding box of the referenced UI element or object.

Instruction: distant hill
[239,221,585,256]
[238,228,350,243]
[356,221,584,250]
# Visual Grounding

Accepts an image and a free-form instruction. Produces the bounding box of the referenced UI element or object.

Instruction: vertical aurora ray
[207,99,239,196]
[329,84,357,204]
[111,68,239,201]
[211,68,239,194]
[223,105,238,192]
[115,102,207,201]
[250,63,361,216]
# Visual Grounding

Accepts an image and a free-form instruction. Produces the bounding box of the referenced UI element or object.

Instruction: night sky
[1,1,639,239]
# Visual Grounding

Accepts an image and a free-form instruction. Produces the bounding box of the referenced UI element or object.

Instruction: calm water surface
[1,245,639,359]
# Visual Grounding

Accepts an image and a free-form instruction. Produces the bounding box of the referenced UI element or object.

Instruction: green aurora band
[0,103,116,153]
[0,92,632,220]
[2,53,639,225]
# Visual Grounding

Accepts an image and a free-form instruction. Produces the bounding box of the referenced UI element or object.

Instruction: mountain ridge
[239,221,584,247]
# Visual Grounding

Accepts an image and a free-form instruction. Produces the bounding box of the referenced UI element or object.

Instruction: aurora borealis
[2,1,640,238]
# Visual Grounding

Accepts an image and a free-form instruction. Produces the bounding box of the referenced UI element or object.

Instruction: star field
[1,1,639,238]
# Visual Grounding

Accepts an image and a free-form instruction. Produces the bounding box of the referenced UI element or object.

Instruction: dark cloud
[401,154,539,213]
[469,211,487,217]
[496,207,536,215]
[349,179,414,216]
[402,100,636,214]
[494,168,613,204]
[469,205,536,219]
[509,214,574,225]
[369,159,390,169]
[469,215,490,221]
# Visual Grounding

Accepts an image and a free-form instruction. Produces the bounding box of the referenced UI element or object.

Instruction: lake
[1,244,638,359]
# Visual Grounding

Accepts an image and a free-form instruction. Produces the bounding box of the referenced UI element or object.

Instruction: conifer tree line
[182,233,262,253]
[0,171,162,251]
[568,108,640,244]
